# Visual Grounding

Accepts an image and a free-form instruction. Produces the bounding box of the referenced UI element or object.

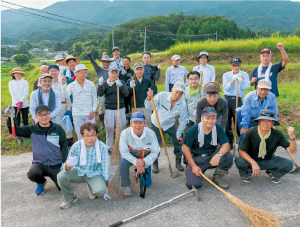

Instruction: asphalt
[2,143,300,227]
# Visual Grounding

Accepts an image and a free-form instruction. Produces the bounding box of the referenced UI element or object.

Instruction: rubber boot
[99,114,105,130]
[152,159,159,174]
[212,167,229,189]
[176,156,184,171]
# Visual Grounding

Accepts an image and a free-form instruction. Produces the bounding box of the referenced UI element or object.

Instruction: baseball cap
[35,104,50,114]
[112,46,120,52]
[173,82,186,92]
[48,65,59,71]
[134,62,144,69]
[55,55,64,61]
[254,110,280,126]
[257,79,272,90]
[130,112,145,122]
[109,66,120,73]
[171,55,180,60]
[204,82,221,94]
[230,57,242,65]
[74,64,89,73]
[40,73,52,79]
[196,51,211,62]
[201,107,217,117]
[261,48,271,55]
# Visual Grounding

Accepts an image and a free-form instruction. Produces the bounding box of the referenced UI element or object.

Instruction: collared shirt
[240,90,277,129]
[119,127,160,167]
[144,91,188,137]
[62,79,97,116]
[63,140,111,180]
[192,63,215,85]
[183,86,200,122]
[165,65,189,92]
[222,70,250,98]
[30,88,61,123]
[110,57,124,71]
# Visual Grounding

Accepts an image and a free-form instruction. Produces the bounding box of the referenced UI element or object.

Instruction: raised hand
[277,43,284,50]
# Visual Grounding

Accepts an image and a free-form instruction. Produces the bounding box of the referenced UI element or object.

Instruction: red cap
[261,48,271,54]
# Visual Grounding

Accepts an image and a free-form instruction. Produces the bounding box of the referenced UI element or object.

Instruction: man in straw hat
[119,112,160,196]
[237,79,277,145]
[97,66,129,154]
[58,122,111,209]
[196,82,228,130]
[165,54,189,92]
[183,107,232,189]
[55,54,67,81]
[61,64,97,140]
[236,110,296,184]
[62,55,80,84]
[222,57,250,149]
[145,81,188,173]
[30,73,61,124]
[86,46,114,129]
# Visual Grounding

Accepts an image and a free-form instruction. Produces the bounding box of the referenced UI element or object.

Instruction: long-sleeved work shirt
[87,53,109,80]
[222,70,250,98]
[165,65,189,92]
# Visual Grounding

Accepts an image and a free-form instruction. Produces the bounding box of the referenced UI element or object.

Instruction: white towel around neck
[198,122,217,147]
[80,139,101,166]
[258,62,272,80]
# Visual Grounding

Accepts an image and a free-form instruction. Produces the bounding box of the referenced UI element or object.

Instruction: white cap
[171,55,180,60]
[74,64,89,73]
[257,79,272,90]
[173,82,186,92]
[55,55,64,61]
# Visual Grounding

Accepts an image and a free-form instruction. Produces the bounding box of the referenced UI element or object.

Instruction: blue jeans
[237,111,258,146]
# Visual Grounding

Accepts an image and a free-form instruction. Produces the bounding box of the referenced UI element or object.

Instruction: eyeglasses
[206,94,219,99]
[37,112,50,117]
[82,134,97,139]
[260,111,275,118]
[42,80,52,84]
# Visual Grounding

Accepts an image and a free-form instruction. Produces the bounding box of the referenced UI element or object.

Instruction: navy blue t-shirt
[183,124,229,155]
[250,61,284,97]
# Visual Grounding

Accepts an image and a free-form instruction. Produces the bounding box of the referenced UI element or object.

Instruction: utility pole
[112,27,115,47]
[216,31,218,42]
[144,27,146,52]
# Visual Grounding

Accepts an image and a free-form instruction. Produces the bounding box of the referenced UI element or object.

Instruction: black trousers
[13,106,29,127]
[124,96,132,114]
[224,96,242,144]
[27,163,61,190]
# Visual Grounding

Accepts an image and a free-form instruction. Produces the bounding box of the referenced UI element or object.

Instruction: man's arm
[240,72,250,90]
[97,83,105,97]
[119,81,129,97]
[29,91,38,122]
[119,131,137,165]
[7,117,32,137]
[221,99,228,130]
[143,131,160,166]
[239,149,260,176]
[249,68,257,86]
[155,68,160,81]
[270,95,278,120]
[61,82,72,99]
[91,84,98,112]
[165,68,170,92]
[100,142,111,181]
[59,126,68,163]
[21,81,29,103]
[177,102,189,138]
[196,99,204,124]
[211,66,216,82]
[277,43,289,67]
[149,79,157,95]
[183,144,202,177]
[87,52,101,73]
[222,72,232,92]
[50,91,61,119]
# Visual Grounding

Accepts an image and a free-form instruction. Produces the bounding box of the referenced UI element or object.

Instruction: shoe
[22,137,29,142]
[17,136,22,144]
[175,156,184,171]
[59,196,78,209]
[265,171,281,184]
[87,184,98,199]
[241,172,252,183]
[152,159,159,174]
[124,187,132,196]
[212,168,229,189]
[35,180,47,195]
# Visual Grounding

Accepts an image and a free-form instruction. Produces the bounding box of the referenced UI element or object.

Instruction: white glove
[86,46,91,54]
[130,80,136,88]
[98,77,104,85]
[232,74,238,81]
[115,79,123,87]
[193,109,197,117]
[121,69,126,75]
[237,77,243,83]
[4,107,15,117]
[66,156,79,166]
[103,188,111,200]
[237,73,242,78]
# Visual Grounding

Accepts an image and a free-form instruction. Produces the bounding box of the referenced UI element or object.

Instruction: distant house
[32,48,42,52]
[43,48,49,52]
[5,45,16,48]
[45,52,56,57]
[1,57,9,63]
[56,51,68,56]
[10,55,17,61]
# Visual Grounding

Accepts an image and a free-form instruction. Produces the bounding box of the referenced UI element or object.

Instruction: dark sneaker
[60,196,78,209]
[241,174,251,183]
[265,171,281,184]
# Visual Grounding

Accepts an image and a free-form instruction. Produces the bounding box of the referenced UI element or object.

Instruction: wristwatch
[289,136,296,140]
[218,153,222,157]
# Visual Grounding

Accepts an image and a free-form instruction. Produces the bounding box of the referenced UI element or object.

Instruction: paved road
[2,144,300,227]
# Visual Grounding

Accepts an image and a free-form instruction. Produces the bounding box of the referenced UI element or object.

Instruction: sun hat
[10,67,25,77]
[62,55,80,66]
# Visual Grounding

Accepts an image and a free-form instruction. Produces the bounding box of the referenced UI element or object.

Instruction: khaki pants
[136,107,152,128]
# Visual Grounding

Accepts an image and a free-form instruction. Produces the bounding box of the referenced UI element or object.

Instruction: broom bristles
[111,124,120,164]
[226,193,283,227]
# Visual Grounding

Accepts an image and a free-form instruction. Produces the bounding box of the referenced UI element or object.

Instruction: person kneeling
[57,123,111,209]
[119,112,160,196]
[236,110,296,184]
[183,107,233,190]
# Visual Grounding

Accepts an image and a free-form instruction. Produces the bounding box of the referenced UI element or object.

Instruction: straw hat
[97,55,114,62]
[62,55,80,66]
[10,67,25,77]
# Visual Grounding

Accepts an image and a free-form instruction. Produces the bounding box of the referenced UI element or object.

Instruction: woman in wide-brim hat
[8,67,29,143]
[62,55,81,84]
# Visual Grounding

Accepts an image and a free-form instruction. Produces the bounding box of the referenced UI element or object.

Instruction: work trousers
[185,151,233,188]
[73,115,95,140]
[57,103,73,139]
[151,123,182,156]
[104,108,126,151]
[27,162,61,190]
[13,106,29,127]
[57,168,106,202]
[124,95,132,115]
[237,111,258,145]
[98,96,105,115]
[135,107,152,128]
[235,156,293,179]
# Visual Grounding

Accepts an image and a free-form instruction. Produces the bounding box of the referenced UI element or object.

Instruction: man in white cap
[61,64,97,140]
[237,79,277,145]
[55,54,67,80]
[110,47,124,71]
[145,81,188,173]
[192,51,215,97]
[165,54,189,92]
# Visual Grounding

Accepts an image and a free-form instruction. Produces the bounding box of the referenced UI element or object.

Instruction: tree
[14,54,29,66]
[294,28,300,37]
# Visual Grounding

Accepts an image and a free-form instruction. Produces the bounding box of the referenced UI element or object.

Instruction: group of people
[6,42,297,209]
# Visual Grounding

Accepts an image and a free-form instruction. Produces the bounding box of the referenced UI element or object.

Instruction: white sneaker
[87,184,97,199]
[60,196,78,209]
[124,187,132,196]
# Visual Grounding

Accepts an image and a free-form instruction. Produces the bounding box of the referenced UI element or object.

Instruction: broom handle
[195,71,203,125]
[132,77,137,112]
[199,171,227,196]
[233,80,239,155]
[117,85,120,125]
[148,88,173,171]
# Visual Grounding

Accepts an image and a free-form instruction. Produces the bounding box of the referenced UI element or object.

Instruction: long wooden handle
[199,171,227,195]
[132,77,137,112]
[117,85,120,124]
[285,149,298,166]
[233,80,239,153]
[10,108,15,136]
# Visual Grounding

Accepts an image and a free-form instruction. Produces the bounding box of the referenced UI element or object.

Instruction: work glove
[86,46,91,54]
[121,69,126,75]
[237,77,243,83]
[16,102,23,110]
[130,80,136,88]
[66,156,79,167]
[103,188,111,200]
[63,110,72,117]
[98,77,104,85]
[193,109,197,117]
[115,79,123,87]
[4,107,15,118]
[232,74,238,81]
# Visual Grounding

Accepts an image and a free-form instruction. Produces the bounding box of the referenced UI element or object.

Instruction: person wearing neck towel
[165,55,189,92]
[62,55,81,84]
[235,110,296,184]
[61,64,98,140]
[145,81,188,173]
[55,55,67,81]
[250,44,289,97]
[57,123,111,209]
[119,112,160,196]
[97,66,129,153]
[183,107,232,190]
[192,52,215,98]
[30,73,61,124]
[222,57,250,149]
